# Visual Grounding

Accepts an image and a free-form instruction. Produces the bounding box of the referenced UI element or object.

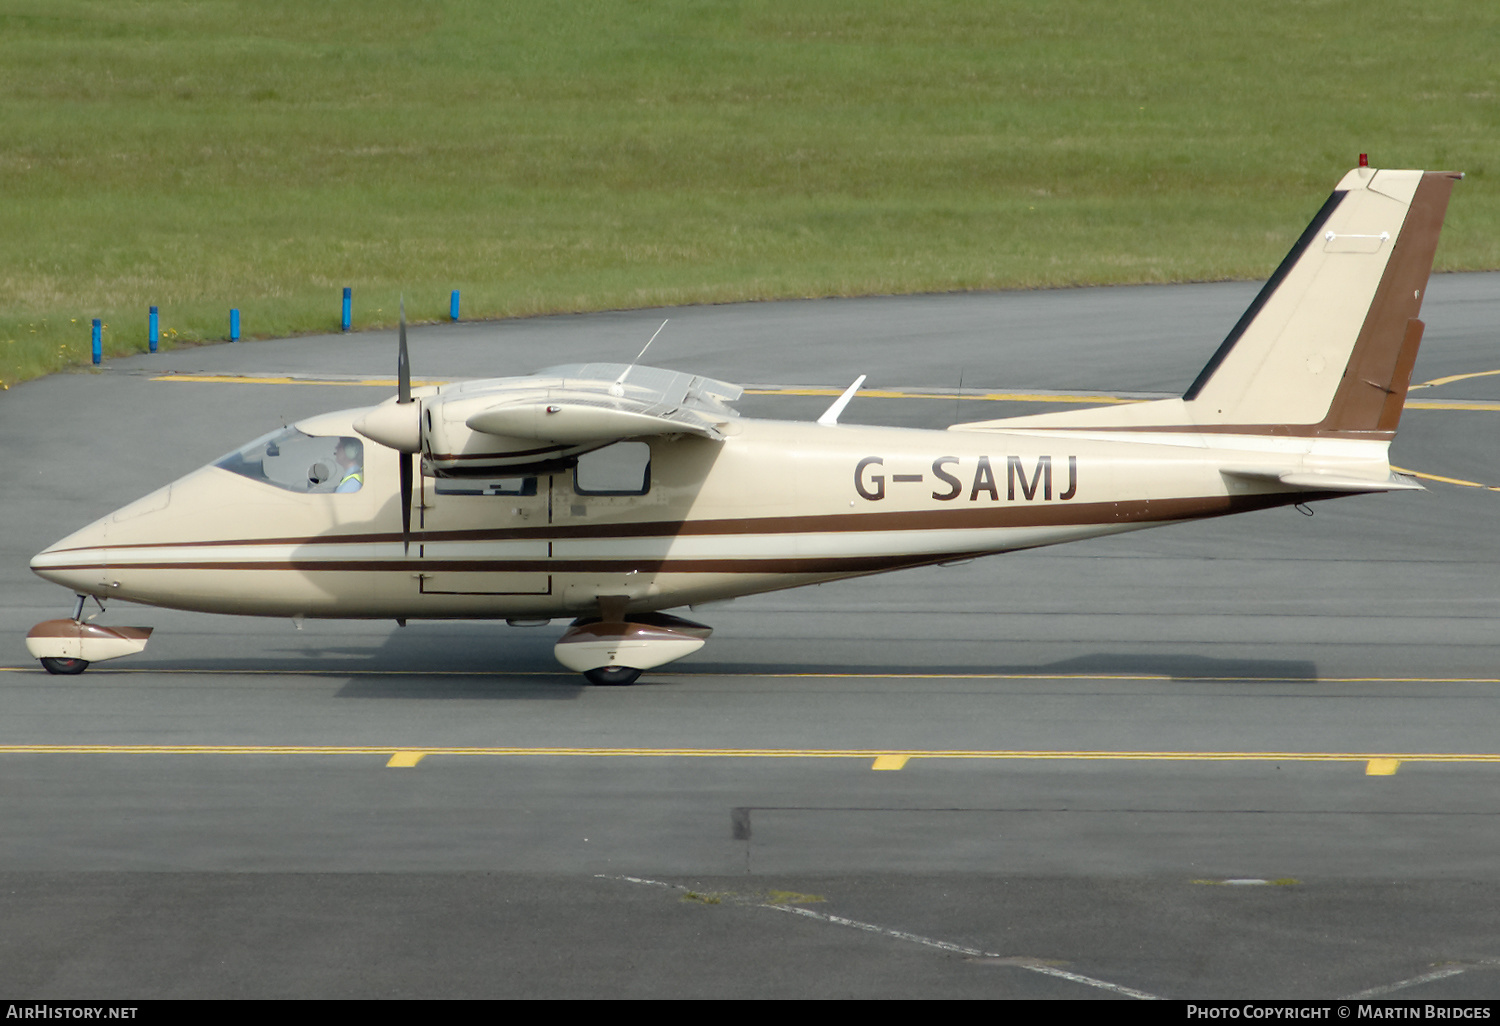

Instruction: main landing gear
[554,608,713,685]
[582,666,643,687]
[25,595,153,675]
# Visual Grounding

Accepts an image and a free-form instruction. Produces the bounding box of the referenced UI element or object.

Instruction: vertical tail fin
[1183,167,1461,437]
[950,167,1461,439]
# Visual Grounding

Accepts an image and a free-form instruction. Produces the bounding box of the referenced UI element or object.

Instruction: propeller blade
[397,298,414,553]
[399,450,414,555]
[397,297,411,405]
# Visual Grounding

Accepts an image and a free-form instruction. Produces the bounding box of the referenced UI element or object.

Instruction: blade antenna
[611,318,668,396]
[817,374,866,426]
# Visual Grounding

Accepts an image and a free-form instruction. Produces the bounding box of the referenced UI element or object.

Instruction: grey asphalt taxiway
[3,275,1500,998]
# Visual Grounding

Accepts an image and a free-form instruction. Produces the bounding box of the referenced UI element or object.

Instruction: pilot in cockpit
[334,438,364,493]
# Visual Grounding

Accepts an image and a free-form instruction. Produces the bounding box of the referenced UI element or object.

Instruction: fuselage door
[548,441,657,607]
[416,474,552,595]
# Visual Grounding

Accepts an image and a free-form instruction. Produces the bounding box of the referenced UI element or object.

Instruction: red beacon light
[1359,153,1369,167]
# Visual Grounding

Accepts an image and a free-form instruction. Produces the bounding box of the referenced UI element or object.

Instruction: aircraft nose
[30,517,115,596]
[31,482,174,596]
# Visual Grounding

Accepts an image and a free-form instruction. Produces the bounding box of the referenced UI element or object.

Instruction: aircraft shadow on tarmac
[329,675,588,700]
[107,612,1320,697]
[130,648,1319,699]
[677,651,1320,683]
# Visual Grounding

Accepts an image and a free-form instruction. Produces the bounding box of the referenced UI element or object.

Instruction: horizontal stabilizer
[1220,467,1424,493]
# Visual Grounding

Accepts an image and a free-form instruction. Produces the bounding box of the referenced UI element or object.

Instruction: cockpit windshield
[214,427,364,494]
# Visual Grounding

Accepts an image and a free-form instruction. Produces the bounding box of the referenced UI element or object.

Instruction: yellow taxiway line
[0,744,1487,766]
[152,375,450,387]
[1411,368,1500,389]
[149,374,1500,412]
[1391,464,1500,491]
[1403,400,1500,411]
[744,387,1139,404]
[149,374,1138,404]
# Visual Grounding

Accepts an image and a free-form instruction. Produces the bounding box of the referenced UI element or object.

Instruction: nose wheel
[39,657,90,676]
[583,666,642,686]
[27,595,153,674]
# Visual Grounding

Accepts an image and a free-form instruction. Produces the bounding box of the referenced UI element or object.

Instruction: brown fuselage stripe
[37,553,991,577]
[42,491,1330,556]
[429,444,568,461]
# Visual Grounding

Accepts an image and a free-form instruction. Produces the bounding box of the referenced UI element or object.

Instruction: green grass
[2,0,1497,388]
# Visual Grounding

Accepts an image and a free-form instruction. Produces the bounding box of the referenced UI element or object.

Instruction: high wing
[357,362,743,474]
[466,363,742,444]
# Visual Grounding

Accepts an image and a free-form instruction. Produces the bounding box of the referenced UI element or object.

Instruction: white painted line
[768,903,990,958]
[1345,966,1468,998]
[767,904,1160,1000]
[598,873,1159,999]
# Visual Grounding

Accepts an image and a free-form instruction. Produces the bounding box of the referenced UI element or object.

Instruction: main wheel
[583,666,642,686]
[40,657,89,676]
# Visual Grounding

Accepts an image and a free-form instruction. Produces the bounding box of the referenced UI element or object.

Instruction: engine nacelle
[423,389,601,474]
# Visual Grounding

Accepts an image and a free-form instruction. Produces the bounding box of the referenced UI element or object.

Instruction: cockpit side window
[214,428,365,494]
[574,441,651,496]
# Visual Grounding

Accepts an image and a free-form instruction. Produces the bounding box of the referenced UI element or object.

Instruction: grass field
[1,0,1496,388]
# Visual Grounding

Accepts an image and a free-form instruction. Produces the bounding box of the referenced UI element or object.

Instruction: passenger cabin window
[434,477,538,496]
[574,441,650,496]
[214,428,365,494]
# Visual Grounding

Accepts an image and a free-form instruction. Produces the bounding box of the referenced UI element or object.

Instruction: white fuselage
[30,406,1367,621]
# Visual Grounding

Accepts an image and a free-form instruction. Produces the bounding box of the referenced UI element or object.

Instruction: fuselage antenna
[611,318,669,397]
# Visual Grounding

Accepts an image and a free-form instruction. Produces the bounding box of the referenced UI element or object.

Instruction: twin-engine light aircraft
[27,167,1462,684]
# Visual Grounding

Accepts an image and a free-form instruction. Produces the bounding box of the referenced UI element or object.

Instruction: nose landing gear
[26,595,153,675]
[39,657,90,676]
